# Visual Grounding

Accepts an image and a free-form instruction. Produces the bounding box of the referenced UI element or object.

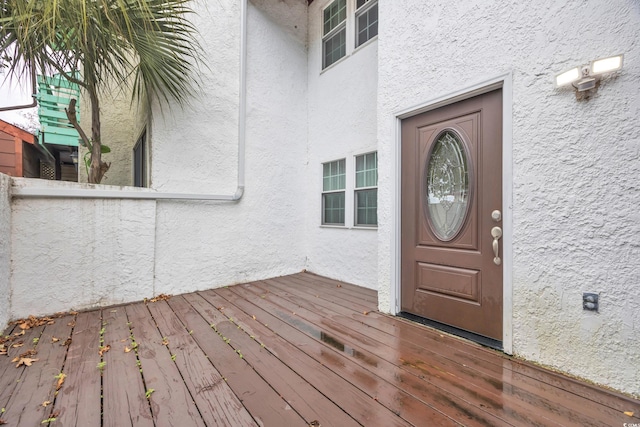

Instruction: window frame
[355,0,378,48]
[322,0,348,69]
[133,129,147,188]
[321,158,347,225]
[354,151,378,227]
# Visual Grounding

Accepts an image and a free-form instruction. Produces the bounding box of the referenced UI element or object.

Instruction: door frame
[390,72,514,354]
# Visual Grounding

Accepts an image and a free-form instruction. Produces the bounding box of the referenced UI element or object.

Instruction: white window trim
[321,158,347,226]
[319,0,378,72]
[354,151,378,228]
[322,0,348,69]
[320,150,377,230]
[355,0,378,48]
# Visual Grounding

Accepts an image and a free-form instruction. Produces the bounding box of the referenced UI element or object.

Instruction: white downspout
[11,0,248,201]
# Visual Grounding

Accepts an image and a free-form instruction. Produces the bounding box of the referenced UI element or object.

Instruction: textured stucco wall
[377,1,640,395]
[147,0,311,292]
[10,179,156,317]
[305,0,379,289]
[0,174,11,330]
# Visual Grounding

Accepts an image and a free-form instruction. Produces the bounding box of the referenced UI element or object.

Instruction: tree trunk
[87,85,110,184]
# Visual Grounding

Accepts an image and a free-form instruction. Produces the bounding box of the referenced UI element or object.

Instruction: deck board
[169,294,308,427]
[125,302,206,427]
[54,311,102,427]
[0,272,637,427]
[147,299,257,427]
[102,307,154,427]
[188,291,362,427]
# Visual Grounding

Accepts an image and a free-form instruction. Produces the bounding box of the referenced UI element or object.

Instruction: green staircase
[36,73,81,146]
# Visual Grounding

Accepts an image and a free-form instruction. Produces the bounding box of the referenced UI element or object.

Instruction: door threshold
[398,312,503,351]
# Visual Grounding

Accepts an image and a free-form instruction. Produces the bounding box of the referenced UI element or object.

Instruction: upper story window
[355,0,378,48]
[323,0,347,69]
[321,0,378,70]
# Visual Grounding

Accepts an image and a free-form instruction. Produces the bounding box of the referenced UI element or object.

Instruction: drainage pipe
[11,0,248,201]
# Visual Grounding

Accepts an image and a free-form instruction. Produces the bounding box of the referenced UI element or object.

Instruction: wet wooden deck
[0,272,638,426]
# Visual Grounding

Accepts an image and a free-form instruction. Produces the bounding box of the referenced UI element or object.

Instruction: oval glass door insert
[425,130,471,241]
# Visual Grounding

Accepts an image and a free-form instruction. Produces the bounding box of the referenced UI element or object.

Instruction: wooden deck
[0,272,638,426]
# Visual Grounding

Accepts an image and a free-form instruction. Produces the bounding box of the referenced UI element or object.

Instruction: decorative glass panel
[425,130,471,241]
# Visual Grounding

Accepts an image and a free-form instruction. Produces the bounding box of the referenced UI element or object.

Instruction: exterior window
[133,130,147,187]
[322,159,346,224]
[355,0,378,47]
[355,152,377,226]
[323,0,347,69]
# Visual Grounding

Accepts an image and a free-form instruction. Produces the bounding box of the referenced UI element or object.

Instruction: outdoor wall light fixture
[554,54,624,100]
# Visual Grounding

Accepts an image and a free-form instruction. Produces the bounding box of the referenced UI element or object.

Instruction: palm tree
[0,0,201,183]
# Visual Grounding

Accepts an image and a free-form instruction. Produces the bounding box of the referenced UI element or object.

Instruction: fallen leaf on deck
[14,330,25,337]
[11,342,23,348]
[62,338,72,346]
[309,421,320,427]
[98,345,111,356]
[67,321,76,327]
[55,373,66,390]
[42,401,51,407]
[51,337,59,343]
[19,349,37,358]
[363,311,369,315]
[624,411,634,417]
[124,346,131,353]
[149,294,171,303]
[336,284,342,288]
[13,357,39,367]
[161,338,169,346]
[252,315,256,320]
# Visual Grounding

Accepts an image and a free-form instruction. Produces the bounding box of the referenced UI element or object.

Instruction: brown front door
[401,89,503,341]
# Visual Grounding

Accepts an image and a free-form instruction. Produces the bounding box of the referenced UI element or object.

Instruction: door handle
[491,226,502,265]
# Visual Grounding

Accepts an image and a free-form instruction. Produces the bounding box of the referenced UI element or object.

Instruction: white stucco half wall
[10,179,156,317]
[376,0,640,396]
[0,174,11,330]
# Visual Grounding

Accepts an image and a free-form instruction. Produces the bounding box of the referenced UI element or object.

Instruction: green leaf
[100,144,111,154]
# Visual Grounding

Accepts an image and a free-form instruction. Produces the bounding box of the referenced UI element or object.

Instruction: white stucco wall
[377,1,640,395]
[10,179,156,317]
[151,0,309,293]
[305,0,379,289]
[0,174,11,331]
